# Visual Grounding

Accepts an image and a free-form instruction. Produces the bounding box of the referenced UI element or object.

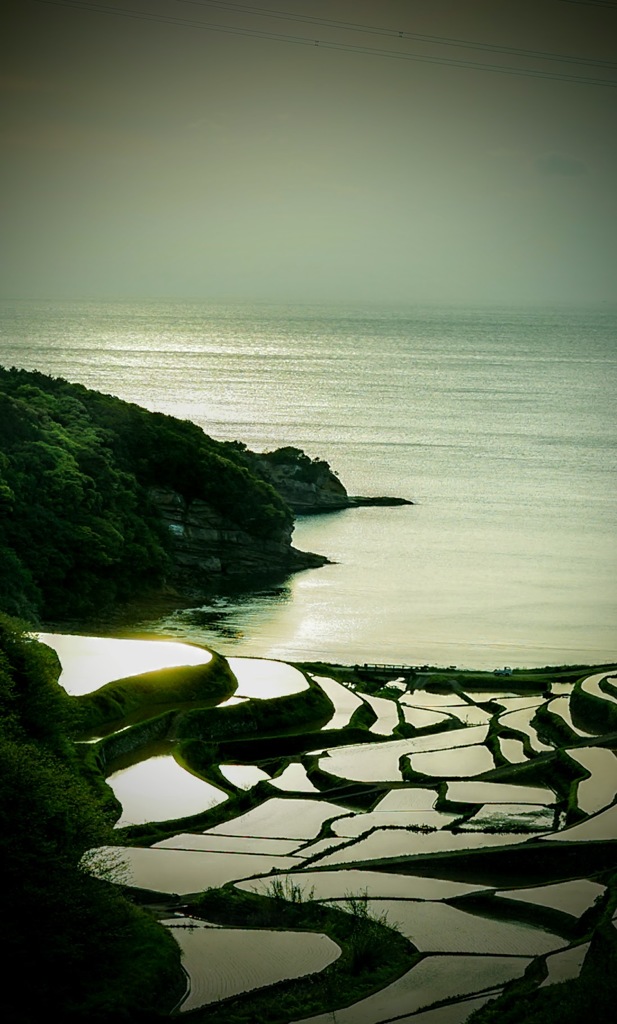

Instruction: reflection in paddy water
[38,632,212,695]
[164,919,340,1012]
[567,747,617,815]
[332,808,458,838]
[495,880,605,917]
[363,899,565,955]
[108,755,227,826]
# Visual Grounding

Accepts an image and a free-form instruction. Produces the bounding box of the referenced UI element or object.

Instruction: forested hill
[0,365,311,622]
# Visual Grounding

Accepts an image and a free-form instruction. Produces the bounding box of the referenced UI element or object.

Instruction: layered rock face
[252,447,350,514]
[252,447,414,515]
[149,447,411,597]
[149,486,327,595]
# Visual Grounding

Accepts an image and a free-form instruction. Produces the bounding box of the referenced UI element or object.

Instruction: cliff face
[251,447,414,515]
[0,366,411,620]
[149,447,413,597]
[149,486,327,595]
[253,447,350,514]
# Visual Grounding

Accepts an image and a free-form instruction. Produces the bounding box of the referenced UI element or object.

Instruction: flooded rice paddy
[494,880,605,917]
[292,955,531,1024]
[108,755,228,827]
[238,869,484,901]
[38,633,212,694]
[46,634,616,1020]
[408,744,496,778]
[360,899,565,955]
[163,919,340,1011]
[540,803,617,843]
[567,747,617,815]
[227,657,308,698]
[308,674,362,729]
[540,942,591,987]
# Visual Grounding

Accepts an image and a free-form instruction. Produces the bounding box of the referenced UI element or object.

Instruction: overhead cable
[32,0,617,88]
[177,0,617,69]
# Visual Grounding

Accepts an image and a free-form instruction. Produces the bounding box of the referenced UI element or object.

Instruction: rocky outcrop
[149,487,328,595]
[251,446,414,515]
[149,447,411,596]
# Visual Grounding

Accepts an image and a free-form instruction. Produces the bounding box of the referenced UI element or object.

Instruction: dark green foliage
[0,615,184,1022]
[175,674,334,742]
[571,680,617,733]
[260,445,335,483]
[0,365,292,620]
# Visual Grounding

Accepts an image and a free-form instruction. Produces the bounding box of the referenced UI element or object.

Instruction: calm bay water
[1,299,615,668]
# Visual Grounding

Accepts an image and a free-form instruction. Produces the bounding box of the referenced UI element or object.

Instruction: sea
[1,299,615,669]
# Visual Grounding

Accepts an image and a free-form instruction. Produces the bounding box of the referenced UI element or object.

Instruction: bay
[1,299,615,668]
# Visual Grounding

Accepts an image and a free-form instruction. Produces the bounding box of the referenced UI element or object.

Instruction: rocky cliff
[149,485,328,596]
[149,447,412,597]
[252,446,414,515]
[0,367,410,621]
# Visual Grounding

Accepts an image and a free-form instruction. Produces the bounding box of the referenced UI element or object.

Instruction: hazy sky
[2,0,616,305]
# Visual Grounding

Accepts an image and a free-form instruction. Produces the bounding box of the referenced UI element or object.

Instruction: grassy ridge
[70,650,236,735]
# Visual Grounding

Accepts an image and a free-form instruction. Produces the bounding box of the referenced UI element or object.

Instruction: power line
[177,0,617,70]
[557,1,617,9]
[32,0,617,88]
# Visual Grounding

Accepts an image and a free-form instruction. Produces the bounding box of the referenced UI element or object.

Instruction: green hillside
[0,365,292,621]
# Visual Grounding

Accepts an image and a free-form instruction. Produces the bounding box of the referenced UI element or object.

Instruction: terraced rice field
[38,633,213,695]
[164,919,340,1011]
[292,955,531,1024]
[46,634,616,1022]
[108,754,228,826]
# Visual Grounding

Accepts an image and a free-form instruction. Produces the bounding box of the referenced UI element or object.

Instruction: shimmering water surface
[3,300,615,667]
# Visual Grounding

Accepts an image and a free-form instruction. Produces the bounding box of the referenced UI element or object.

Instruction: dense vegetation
[0,614,184,1022]
[0,365,292,621]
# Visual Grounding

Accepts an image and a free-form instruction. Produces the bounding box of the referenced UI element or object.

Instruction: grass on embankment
[354,838,617,888]
[181,882,418,1024]
[69,651,237,736]
[295,662,617,696]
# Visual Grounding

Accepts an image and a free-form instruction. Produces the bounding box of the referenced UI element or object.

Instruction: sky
[2,0,616,306]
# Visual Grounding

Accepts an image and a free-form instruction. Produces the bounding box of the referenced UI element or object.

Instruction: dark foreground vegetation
[468,920,617,1024]
[0,614,185,1023]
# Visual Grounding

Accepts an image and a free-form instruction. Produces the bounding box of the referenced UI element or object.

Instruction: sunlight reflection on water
[38,633,212,695]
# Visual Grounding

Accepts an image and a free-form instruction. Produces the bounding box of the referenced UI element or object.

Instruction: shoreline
[38,626,617,684]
